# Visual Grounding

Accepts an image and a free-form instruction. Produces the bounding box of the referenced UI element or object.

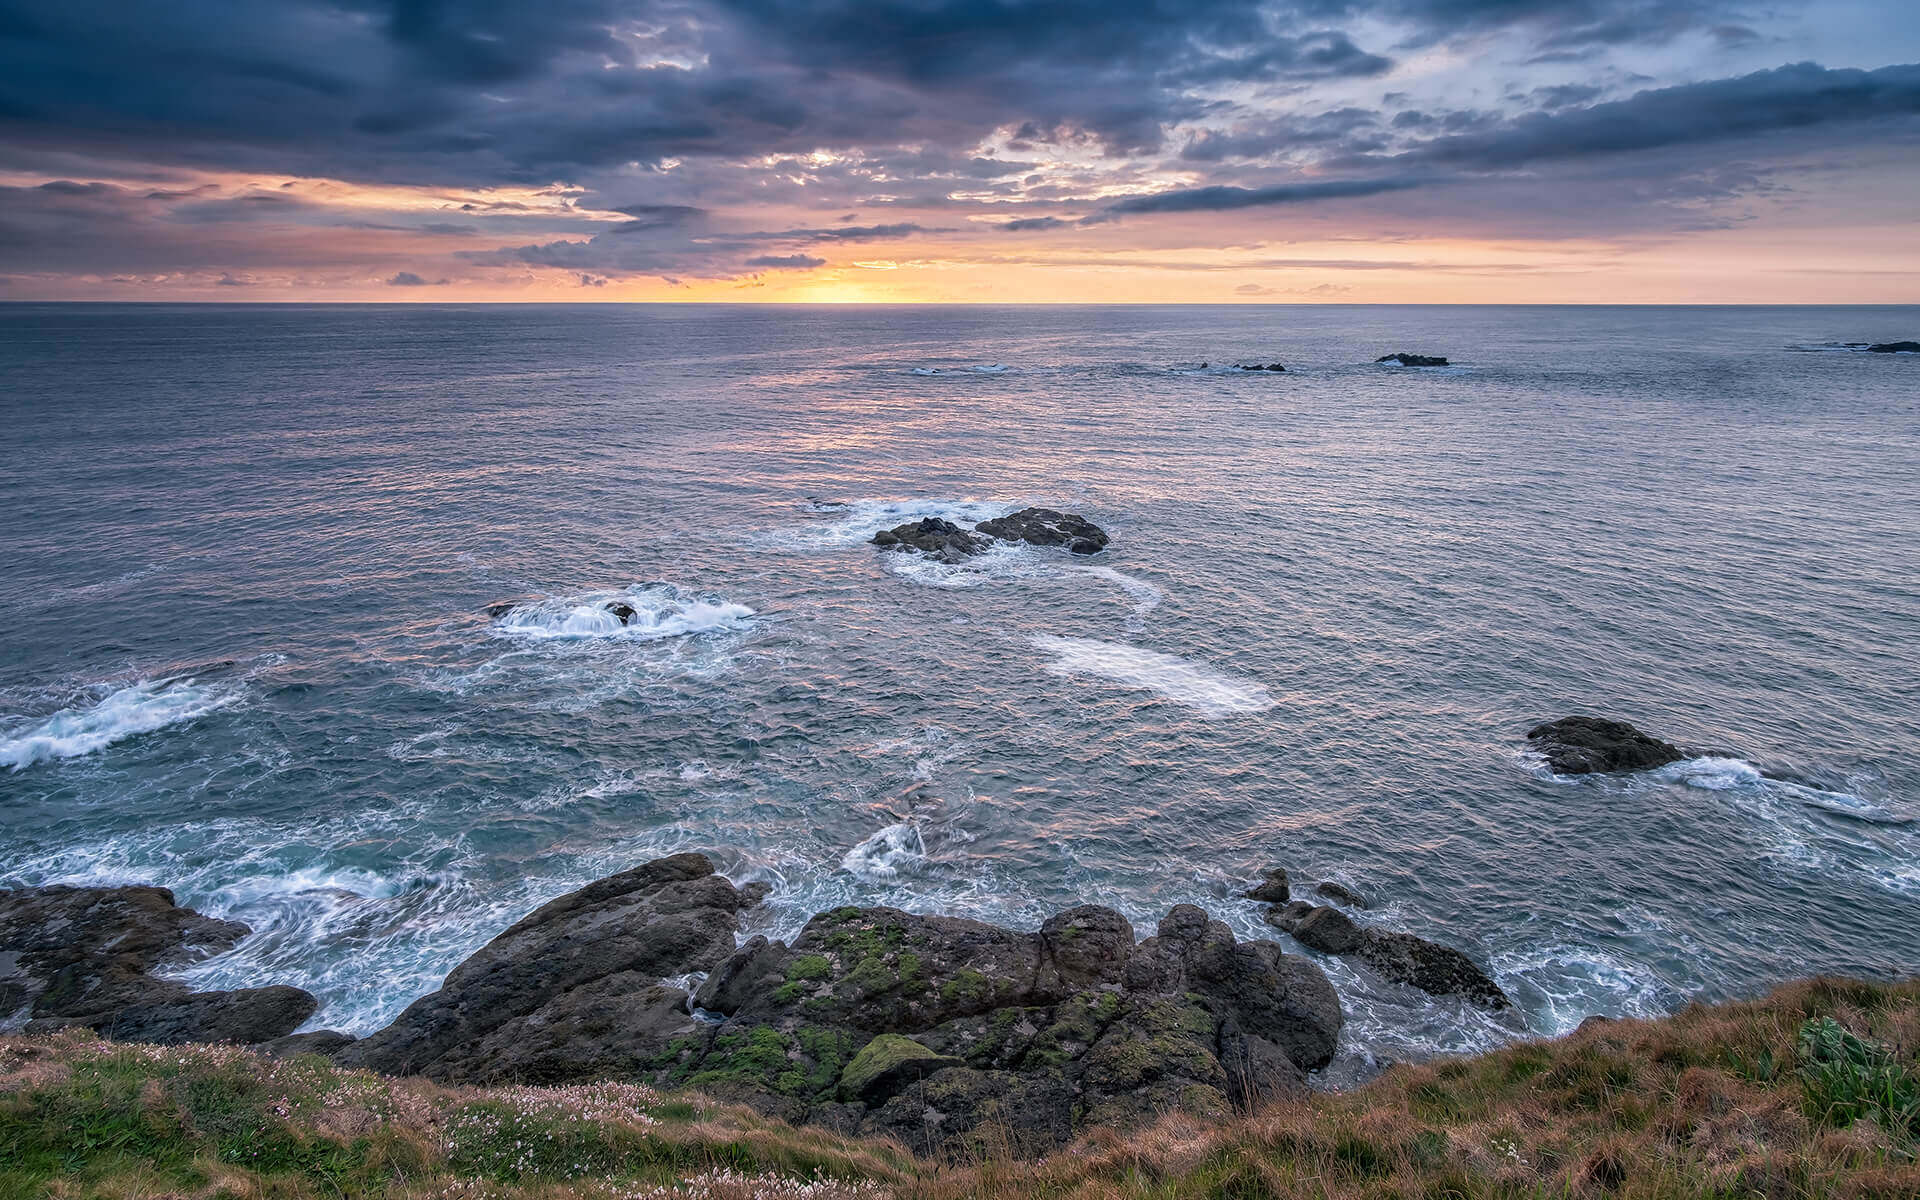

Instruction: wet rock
[870,517,989,563]
[974,508,1110,555]
[1245,867,1291,903]
[260,1030,357,1059]
[337,852,753,1079]
[481,599,522,617]
[0,884,257,1033]
[1237,362,1287,372]
[1272,904,1510,1010]
[1315,881,1367,908]
[1376,353,1449,366]
[604,601,638,623]
[1867,341,1920,353]
[1526,716,1684,775]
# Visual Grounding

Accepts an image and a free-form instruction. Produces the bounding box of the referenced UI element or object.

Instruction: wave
[1073,564,1163,620]
[1490,943,1677,1036]
[491,583,754,642]
[0,678,238,772]
[841,821,928,882]
[1031,635,1273,717]
[1653,756,1908,824]
[909,363,1012,375]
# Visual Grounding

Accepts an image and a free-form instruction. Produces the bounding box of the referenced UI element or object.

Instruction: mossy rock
[839,1033,963,1102]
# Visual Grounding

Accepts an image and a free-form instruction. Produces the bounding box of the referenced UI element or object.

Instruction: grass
[2,976,1916,1199]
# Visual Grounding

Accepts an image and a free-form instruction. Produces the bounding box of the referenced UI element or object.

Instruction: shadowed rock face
[1376,352,1449,366]
[1269,904,1510,1011]
[1526,716,1685,775]
[0,884,314,1044]
[337,852,752,1081]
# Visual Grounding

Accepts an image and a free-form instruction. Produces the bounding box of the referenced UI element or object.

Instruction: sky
[0,1,1916,302]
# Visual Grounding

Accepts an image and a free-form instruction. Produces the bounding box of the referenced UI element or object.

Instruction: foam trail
[841,822,927,881]
[1,679,236,771]
[1031,635,1273,717]
[1075,565,1163,619]
[493,583,753,642]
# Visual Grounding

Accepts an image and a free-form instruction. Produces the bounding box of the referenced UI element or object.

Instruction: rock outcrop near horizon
[872,506,1109,563]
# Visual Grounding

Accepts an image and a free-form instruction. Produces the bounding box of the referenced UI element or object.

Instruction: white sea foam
[492,583,754,642]
[1031,635,1273,717]
[841,821,928,881]
[0,679,237,771]
[1074,564,1163,620]
[1490,943,1676,1036]
[1656,756,1764,790]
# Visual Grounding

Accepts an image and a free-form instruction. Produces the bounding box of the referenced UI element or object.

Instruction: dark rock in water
[870,517,989,564]
[604,601,637,624]
[482,599,522,618]
[1244,866,1291,903]
[1868,341,1920,353]
[1526,716,1684,775]
[1271,903,1510,1010]
[1315,881,1367,908]
[260,1030,357,1059]
[974,507,1110,555]
[1376,353,1449,367]
[336,852,754,1080]
[1237,362,1287,372]
[0,884,314,1043]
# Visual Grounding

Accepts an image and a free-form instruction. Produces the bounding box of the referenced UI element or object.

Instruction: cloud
[1396,62,1920,169]
[743,253,826,269]
[387,271,444,286]
[1097,175,1429,217]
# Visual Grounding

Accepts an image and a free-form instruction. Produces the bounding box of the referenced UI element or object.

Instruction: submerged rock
[604,601,638,624]
[1867,341,1920,353]
[870,517,989,563]
[1315,881,1367,908]
[1376,353,1449,367]
[0,884,314,1044]
[1270,903,1510,1010]
[1526,716,1684,775]
[974,507,1109,555]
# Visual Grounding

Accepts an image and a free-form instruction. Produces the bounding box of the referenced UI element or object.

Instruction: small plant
[1796,1016,1920,1139]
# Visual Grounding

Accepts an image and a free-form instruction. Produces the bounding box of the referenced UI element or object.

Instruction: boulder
[839,1033,964,1102]
[605,601,638,624]
[260,1030,357,1059]
[0,884,312,1043]
[1315,881,1367,908]
[870,517,989,563]
[337,852,753,1079]
[1867,341,1920,353]
[1271,904,1510,1010]
[1526,716,1684,775]
[1237,363,1287,372]
[1376,353,1449,366]
[1244,867,1291,903]
[974,508,1109,555]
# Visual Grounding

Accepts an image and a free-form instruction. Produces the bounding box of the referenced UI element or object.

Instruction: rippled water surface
[3,303,1917,1072]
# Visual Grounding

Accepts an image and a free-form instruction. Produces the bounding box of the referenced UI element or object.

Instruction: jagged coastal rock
[1526,716,1685,774]
[1236,362,1287,372]
[872,507,1110,561]
[975,507,1111,554]
[870,516,990,563]
[1267,903,1511,1011]
[1376,352,1449,366]
[0,884,316,1044]
[1,853,1538,1160]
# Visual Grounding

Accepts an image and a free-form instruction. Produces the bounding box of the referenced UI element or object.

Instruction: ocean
[2,302,1916,1076]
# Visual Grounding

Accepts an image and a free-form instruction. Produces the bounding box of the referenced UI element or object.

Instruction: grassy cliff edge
[3,976,1915,1200]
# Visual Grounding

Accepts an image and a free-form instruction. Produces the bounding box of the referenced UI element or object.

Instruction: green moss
[939,967,992,1008]
[787,954,833,982]
[845,954,897,995]
[897,952,922,983]
[682,1025,792,1091]
[840,1035,946,1100]
[773,981,806,1004]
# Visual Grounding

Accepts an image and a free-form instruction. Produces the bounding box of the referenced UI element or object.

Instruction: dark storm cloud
[1395,62,1920,169]
[1297,0,1755,50]
[743,253,827,269]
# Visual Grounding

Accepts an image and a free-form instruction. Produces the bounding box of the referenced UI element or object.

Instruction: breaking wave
[491,583,754,642]
[1,678,238,772]
[1031,635,1274,717]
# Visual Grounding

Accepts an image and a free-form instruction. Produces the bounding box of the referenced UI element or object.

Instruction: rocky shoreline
[1,717,1741,1158]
